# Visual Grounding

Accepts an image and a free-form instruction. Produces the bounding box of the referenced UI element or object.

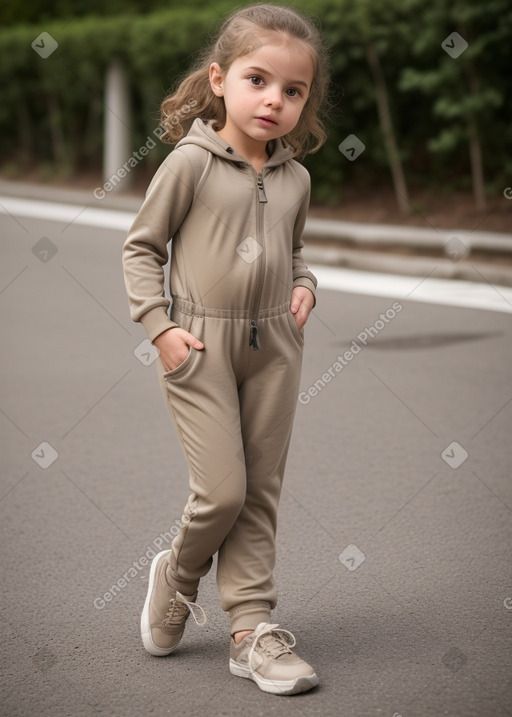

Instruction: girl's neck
[216,125,269,174]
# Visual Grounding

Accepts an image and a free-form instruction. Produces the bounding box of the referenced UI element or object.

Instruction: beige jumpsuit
[123,118,317,634]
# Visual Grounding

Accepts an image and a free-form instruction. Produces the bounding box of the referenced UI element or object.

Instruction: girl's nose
[264,90,282,109]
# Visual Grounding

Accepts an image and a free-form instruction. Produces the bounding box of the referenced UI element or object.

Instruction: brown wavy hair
[159,4,330,157]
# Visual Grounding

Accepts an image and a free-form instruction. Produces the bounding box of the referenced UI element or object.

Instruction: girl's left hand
[290,286,315,330]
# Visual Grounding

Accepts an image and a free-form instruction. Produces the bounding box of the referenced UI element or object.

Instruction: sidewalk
[2,179,512,287]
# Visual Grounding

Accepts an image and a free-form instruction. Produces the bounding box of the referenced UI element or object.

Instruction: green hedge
[1,0,510,203]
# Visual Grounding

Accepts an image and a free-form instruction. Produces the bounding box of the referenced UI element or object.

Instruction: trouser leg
[216,311,304,634]
[156,312,247,597]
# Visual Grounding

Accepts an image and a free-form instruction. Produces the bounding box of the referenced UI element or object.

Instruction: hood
[175,118,296,168]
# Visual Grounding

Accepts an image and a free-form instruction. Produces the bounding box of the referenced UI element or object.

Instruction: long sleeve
[122,149,196,341]
[291,171,317,305]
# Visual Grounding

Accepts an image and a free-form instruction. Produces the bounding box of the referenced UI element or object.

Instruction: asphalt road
[1,211,511,717]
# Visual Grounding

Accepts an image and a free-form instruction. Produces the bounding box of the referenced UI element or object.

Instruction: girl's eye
[249,76,264,86]
[286,88,300,98]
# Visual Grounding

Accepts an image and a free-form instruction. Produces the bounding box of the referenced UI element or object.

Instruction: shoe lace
[247,623,296,671]
[162,592,207,627]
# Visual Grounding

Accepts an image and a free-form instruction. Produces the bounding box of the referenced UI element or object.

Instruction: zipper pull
[257,173,267,203]
[249,319,260,350]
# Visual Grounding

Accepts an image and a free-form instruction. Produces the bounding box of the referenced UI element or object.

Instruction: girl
[122,3,329,696]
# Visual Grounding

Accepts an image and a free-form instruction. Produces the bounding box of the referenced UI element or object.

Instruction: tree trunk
[17,99,34,168]
[466,112,486,211]
[365,37,410,214]
[47,92,67,167]
[83,95,102,169]
[464,55,486,210]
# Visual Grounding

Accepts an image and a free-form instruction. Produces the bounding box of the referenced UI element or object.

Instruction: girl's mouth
[256,117,277,127]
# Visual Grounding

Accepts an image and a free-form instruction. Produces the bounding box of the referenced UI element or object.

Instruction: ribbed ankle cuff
[165,564,199,598]
[229,601,272,635]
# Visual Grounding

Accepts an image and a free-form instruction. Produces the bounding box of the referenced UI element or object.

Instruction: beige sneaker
[229,622,319,695]
[141,550,206,656]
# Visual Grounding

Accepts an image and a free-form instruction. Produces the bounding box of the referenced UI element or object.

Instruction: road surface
[1,204,511,716]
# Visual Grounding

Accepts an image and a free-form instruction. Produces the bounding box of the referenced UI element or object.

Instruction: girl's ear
[209,63,224,97]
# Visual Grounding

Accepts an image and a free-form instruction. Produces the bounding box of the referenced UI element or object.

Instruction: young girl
[122,3,329,696]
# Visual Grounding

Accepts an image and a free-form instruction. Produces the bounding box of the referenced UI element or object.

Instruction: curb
[303,245,512,289]
[304,218,512,255]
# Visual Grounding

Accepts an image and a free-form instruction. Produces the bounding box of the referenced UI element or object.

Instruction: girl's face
[210,33,314,151]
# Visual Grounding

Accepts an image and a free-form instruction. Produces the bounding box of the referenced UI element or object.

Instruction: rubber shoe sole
[229,658,319,695]
[141,549,178,657]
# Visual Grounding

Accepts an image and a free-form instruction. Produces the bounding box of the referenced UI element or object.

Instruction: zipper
[249,319,260,350]
[249,171,267,350]
[256,172,267,203]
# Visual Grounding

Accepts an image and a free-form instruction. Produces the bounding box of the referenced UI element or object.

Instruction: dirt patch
[308,186,512,235]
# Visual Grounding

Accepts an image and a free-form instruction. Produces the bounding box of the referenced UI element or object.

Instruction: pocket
[162,347,195,380]
[286,309,304,347]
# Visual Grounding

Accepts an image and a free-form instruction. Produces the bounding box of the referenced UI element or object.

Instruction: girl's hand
[154,327,204,372]
[290,286,315,330]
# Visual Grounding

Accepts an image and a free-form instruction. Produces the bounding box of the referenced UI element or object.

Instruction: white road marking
[0,196,136,231]
[1,196,511,314]
[310,265,512,314]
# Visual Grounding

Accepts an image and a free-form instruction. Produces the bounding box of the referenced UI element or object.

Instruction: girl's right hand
[153,327,204,372]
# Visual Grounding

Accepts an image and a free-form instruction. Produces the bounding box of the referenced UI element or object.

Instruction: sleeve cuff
[140,306,178,342]
[292,277,317,307]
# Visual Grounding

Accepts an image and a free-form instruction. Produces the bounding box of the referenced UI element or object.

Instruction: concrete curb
[304,218,512,254]
[303,245,512,288]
